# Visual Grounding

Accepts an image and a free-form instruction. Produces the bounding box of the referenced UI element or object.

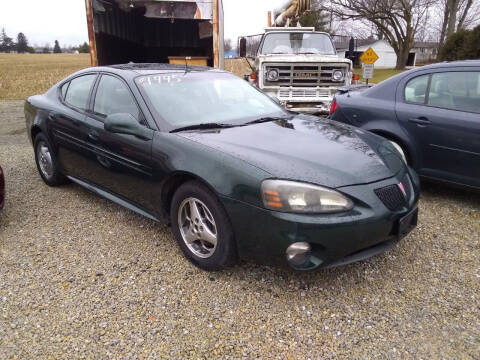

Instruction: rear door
[395,67,480,187]
[50,73,98,177]
[81,73,158,213]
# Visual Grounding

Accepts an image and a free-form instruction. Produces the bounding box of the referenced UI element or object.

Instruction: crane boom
[273,0,311,27]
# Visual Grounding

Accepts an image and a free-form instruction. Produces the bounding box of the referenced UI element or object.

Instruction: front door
[81,74,158,213]
[421,70,480,186]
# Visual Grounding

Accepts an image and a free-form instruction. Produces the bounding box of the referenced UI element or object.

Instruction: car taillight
[329,98,338,115]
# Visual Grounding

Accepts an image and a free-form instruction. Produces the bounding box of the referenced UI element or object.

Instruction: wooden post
[268,11,272,27]
[212,0,219,68]
[85,0,98,66]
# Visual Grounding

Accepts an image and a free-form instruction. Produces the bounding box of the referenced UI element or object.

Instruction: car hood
[177,115,404,188]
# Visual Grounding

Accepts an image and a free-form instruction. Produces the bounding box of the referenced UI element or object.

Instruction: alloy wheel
[37,141,54,180]
[177,197,218,259]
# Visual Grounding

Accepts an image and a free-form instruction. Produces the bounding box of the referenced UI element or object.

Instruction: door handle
[408,117,432,126]
[48,113,60,121]
[88,131,100,141]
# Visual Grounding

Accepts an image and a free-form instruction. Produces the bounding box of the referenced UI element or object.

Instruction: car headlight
[380,140,407,164]
[332,70,344,82]
[266,68,280,82]
[261,180,354,213]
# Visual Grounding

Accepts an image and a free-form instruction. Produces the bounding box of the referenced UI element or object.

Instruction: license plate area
[397,207,418,240]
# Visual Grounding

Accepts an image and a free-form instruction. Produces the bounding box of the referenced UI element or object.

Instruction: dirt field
[1,97,479,358]
[0,54,91,100]
[0,54,249,101]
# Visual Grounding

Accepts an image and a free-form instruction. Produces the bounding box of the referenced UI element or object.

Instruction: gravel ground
[0,100,479,359]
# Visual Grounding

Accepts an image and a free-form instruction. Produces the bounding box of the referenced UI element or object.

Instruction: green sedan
[25,64,419,271]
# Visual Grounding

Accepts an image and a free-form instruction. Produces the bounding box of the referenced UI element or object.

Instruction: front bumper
[221,171,420,271]
[263,87,334,114]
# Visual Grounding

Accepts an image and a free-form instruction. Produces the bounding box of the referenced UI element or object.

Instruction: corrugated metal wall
[93,1,214,65]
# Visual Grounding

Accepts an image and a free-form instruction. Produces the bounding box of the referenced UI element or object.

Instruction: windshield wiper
[243,115,293,126]
[170,123,236,133]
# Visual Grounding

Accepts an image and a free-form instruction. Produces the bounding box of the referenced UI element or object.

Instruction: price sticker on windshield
[360,47,379,65]
[137,74,183,85]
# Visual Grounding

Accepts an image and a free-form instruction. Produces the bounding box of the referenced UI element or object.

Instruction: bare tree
[224,38,233,53]
[438,0,479,46]
[329,0,435,69]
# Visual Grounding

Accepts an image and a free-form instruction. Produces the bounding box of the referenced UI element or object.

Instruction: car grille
[374,175,411,211]
[264,63,349,87]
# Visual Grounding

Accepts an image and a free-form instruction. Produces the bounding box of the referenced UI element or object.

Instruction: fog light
[286,242,311,266]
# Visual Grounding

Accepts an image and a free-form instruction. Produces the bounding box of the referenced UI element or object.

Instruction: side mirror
[104,113,153,140]
[239,37,247,58]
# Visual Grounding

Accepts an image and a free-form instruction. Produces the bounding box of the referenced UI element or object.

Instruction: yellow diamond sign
[360,47,379,65]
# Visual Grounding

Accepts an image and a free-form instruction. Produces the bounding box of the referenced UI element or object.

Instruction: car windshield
[260,32,335,55]
[136,72,287,130]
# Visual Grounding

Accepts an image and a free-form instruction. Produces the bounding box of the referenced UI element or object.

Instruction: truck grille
[278,88,330,98]
[264,63,349,87]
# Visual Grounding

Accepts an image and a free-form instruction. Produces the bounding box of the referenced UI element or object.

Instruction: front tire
[34,133,68,186]
[170,181,236,271]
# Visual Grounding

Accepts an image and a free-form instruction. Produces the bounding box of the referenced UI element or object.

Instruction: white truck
[239,1,352,114]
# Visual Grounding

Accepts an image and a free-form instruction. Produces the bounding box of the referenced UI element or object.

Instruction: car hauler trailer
[85,0,224,68]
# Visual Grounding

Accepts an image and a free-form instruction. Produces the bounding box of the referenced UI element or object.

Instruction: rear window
[64,74,96,110]
[404,75,429,104]
[60,82,69,100]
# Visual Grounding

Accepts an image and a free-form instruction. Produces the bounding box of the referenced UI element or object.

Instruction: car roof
[361,60,480,100]
[79,63,225,78]
[410,60,480,72]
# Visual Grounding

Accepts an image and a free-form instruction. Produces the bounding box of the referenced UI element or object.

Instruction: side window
[404,75,429,104]
[428,71,480,113]
[93,75,140,120]
[64,74,96,110]
[60,82,70,100]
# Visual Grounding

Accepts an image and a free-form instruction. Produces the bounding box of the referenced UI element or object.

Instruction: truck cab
[241,27,352,114]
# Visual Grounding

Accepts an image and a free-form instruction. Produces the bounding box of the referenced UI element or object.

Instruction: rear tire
[34,133,68,186]
[170,181,236,271]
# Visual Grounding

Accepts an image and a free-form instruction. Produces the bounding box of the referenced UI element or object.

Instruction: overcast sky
[0,0,284,47]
